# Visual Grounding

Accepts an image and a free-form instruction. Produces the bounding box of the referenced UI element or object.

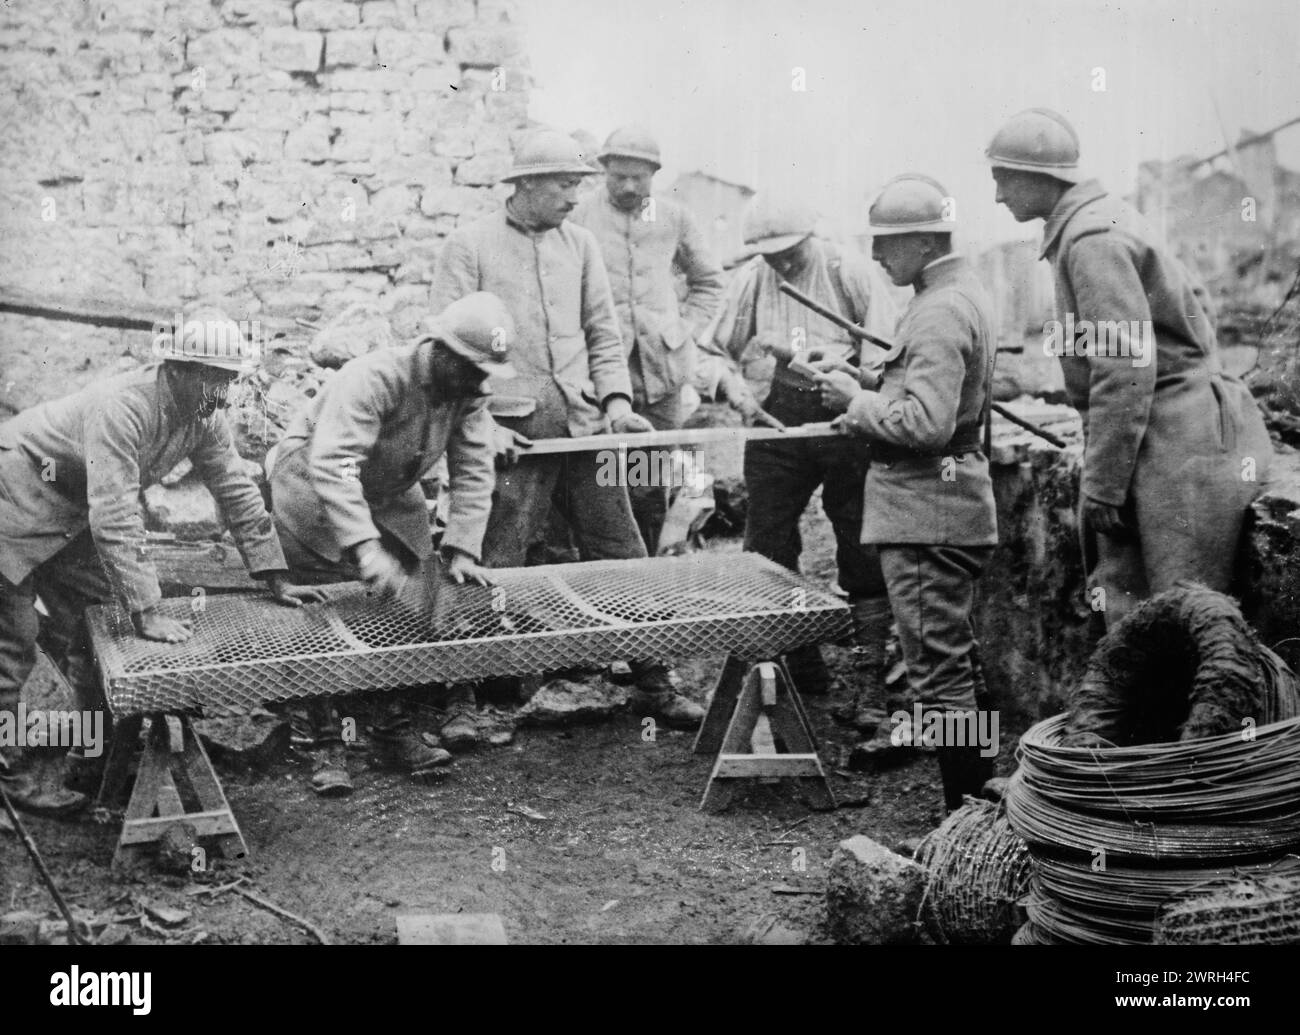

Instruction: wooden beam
[525,422,840,456]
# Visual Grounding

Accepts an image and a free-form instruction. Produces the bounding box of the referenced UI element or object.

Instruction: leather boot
[834,597,895,731]
[936,745,995,813]
[629,663,704,730]
[439,683,481,752]
[369,723,452,777]
[0,746,88,817]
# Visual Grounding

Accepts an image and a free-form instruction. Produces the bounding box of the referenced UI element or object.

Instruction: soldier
[986,108,1273,627]
[430,128,703,730]
[268,294,507,796]
[703,197,898,721]
[814,175,999,810]
[0,309,321,815]
[570,126,724,553]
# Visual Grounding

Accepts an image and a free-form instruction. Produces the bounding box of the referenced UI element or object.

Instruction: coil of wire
[1005,713,1300,944]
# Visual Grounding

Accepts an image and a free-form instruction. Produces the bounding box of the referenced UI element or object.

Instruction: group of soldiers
[0,106,1272,819]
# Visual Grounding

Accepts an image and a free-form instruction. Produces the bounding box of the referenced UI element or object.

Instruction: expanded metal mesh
[88,554,851,717]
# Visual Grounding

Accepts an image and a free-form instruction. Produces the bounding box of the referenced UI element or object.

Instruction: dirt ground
[1,424,1025,946]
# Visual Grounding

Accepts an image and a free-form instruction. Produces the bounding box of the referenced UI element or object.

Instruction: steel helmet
[986,108,1081,182]
[742,197,817,255]
[598,126,662,170]
[426,292,518,381]
[499,129,601,183]
[156,306,259,371]
[868,174,956,235]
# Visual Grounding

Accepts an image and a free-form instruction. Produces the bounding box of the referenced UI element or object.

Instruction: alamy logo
[0,706,104,757]
[50,967,151,1015]
[1043,314,1153,368]
[889,705,1000,758]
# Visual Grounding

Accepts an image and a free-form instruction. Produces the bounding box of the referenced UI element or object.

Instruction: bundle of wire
[914,798,1034,944]
[1154,858,1300,945]
[1005,713,1300,944]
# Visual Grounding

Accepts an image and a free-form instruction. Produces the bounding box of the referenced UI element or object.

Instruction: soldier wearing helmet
[430,128,703,730]
[702,194,898,709]
[267,294,509,795]
[987,108,1273,627]
[569,126,724,553]
[814,174,999,811]
[0,308,322,816]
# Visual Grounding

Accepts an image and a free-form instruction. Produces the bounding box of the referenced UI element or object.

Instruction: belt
[872,433,983,465]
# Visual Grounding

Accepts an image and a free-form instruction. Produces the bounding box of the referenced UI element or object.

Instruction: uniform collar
[504,199,551,237]
[1040,178,1108,259]
[915,252,965,291]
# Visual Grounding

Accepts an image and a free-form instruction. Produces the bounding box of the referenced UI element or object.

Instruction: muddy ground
[2,425,1026,946]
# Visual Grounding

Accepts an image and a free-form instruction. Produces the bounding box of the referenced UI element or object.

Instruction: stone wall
[0,0,531,415]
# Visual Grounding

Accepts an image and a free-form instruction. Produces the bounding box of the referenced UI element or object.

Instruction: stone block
[412,0,475,32]
[360,1,401,27]
[375,29,444,67]
[188,29,264,76]
[825,835,926,945]
[453,152,510,186]
[445,26,521,68]
[219,0,295,27]
[325,29,377,66]
[284,116,332,161]
[295,0,360,31]
[261,27,323,71]
[143,479,224,539]
[516,678,629,727]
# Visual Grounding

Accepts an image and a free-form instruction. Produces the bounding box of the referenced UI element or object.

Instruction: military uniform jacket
[1043,181,1271,556]
[842,255,998,547]
[429,207,632,440]
[0,364,285,612]
[570,191,723,405]
[270,338,496,564]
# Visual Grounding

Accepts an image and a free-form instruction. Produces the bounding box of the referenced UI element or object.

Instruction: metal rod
[0,782,88,944]
[777,280,1068,448]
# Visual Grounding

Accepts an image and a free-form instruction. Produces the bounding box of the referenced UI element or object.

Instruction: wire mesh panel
[88,553,851,717]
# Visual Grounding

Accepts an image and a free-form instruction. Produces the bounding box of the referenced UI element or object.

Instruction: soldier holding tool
[702,196,898,718]
[813,175,999,810]
[987,108,1272,627]
[268,294,506,796]
[0,308,321,815]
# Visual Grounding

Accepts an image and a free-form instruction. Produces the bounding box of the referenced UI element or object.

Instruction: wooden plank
[396,913,508,945]
[525,422,841,456]
[97,714,142,807]
[181,717,249,861]
[693,654,748,755]
[119,810,240,844]
[714,754,825,778]
[717,673,763,755]
[155,769,185,817]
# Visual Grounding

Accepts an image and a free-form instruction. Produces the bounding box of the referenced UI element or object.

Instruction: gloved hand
[133,607,194,644]
[445,548,494,586]
[354,539,409,598]
[493,424,533,468]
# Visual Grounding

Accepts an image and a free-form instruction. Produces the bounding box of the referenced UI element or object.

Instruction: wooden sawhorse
[98,713,248,871]
[693,654,836,812]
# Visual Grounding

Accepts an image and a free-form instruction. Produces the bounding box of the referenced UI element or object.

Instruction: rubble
[515,678,630,727]
[825,834,926,944]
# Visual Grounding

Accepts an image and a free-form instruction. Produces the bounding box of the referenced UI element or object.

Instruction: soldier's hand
[610,410,655,435]
[355,540,410,598]
[754,332,796,362]
[446,549,495,587]
[133,607,194,644]
[814,370,862,413]
[1083,497,1133,539]
[493,425,533,468]
[734,396,786,431]
[266,573,327,608]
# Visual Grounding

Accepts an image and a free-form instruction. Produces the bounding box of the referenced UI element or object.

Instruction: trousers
[878,544,995,713]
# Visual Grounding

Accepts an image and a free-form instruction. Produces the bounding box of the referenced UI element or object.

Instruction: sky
[520,0,1300,250]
